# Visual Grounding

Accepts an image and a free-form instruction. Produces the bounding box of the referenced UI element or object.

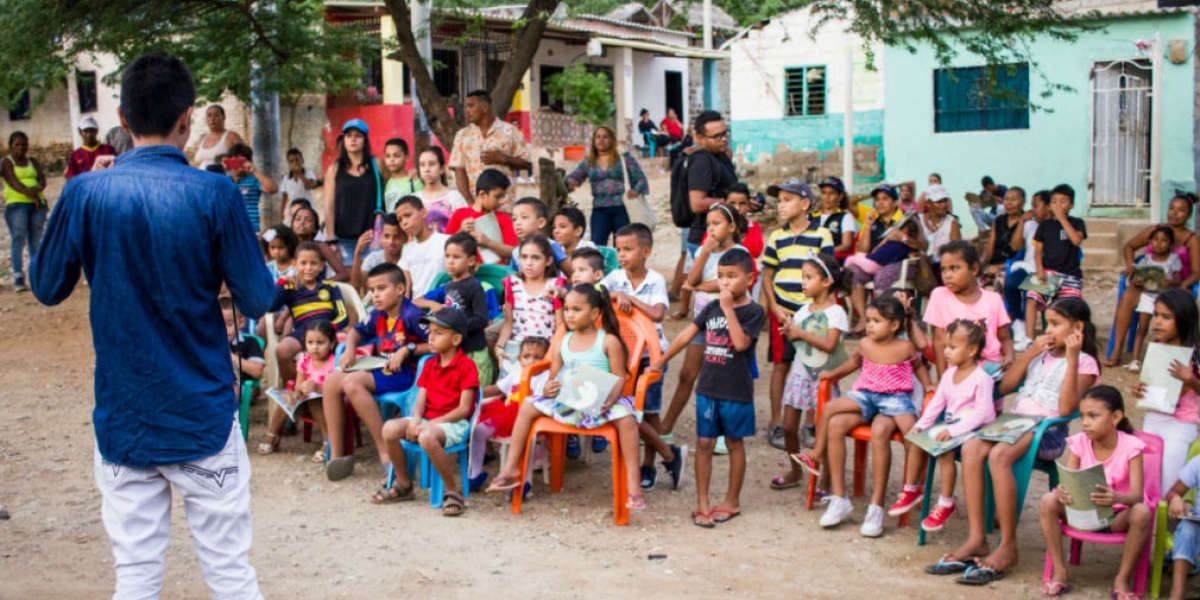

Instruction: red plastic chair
[1040,431,1163,597]
[805,379,935,528]
[301,400,363,457]
[510,304,662,525]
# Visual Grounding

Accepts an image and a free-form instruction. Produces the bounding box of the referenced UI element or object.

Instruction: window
[784,66,826,117]
[8,90,30,121]
[539,65,565,112]
[432,49,459,99]
[76,71,97,113]
[934,63,1030,133]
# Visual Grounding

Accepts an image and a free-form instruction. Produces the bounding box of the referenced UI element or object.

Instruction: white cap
[78,115,99,131]
[926,184,950,202]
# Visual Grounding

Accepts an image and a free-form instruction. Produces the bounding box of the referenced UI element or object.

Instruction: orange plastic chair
[510,304,663,525]
[805,379,935,528]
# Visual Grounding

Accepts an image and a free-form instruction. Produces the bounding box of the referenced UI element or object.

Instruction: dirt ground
[0,173,1172,600]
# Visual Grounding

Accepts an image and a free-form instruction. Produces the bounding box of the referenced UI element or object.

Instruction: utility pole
[702,0,718,111]
[411,0,433,149]
[251,0,282,229]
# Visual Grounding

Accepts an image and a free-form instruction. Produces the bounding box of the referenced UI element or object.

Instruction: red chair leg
[343,404,357,457]
[853,439,867,497]
[610,430,627,526]
[549,433,567,492]
[302,420,313,443]
[512,421,540,515]
[806,473,817,510]
[1068,539,1082,566]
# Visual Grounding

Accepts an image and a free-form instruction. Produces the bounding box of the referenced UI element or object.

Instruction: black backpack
[669,152,696,228]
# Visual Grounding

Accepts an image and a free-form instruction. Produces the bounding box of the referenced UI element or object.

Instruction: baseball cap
[870,184,899,201]
[78,115,99,131]
[767,178,814,200]
[817,176,845,194]
[926,184,951,202]
[341,118,369,136]
[420,307,468,336]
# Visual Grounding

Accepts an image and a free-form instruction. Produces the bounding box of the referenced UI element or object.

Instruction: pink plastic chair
[1041,431,1163,597]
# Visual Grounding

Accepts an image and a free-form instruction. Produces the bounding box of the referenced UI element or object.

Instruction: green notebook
[905,425,972,457]
[975,413,1044,444]
[1056,462,1113,532]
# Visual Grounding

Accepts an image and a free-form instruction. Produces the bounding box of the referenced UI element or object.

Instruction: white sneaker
[819,496,854,528]
[1012,320,1027,344]
[860,504,885,538]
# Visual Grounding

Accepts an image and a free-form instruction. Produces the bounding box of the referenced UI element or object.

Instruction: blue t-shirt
[235,174,263,231]
[509,239,568,272]
[353,300,427,359]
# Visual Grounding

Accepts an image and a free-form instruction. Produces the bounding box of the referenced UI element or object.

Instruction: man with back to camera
[32,53,273,599]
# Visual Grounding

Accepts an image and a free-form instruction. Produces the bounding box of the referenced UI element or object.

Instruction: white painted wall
[66,53,123,148]
[729,8,885,121]
[632,52,689,126]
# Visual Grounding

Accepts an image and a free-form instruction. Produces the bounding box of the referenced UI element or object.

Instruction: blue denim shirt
[32,145,276,468]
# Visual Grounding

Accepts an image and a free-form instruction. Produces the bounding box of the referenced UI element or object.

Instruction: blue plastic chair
[641,132,657,158]
[597,246,620,274]
[1105,275,1200,359]
[238,335,266,441]
[386,383,484,508]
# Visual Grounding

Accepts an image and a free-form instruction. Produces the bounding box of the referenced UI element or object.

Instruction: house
[883,2,1198,226]
[727,7,886,191]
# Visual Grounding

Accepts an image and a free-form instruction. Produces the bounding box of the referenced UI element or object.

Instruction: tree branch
[489,0,559,116]
[382,0,460,146]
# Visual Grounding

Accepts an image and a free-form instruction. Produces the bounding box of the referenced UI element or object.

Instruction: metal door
[1089,60,1152,207]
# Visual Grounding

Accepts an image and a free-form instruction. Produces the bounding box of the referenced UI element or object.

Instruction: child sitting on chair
[376,308,479,516]
[1164,453,1200,600]
[468,336,551,492]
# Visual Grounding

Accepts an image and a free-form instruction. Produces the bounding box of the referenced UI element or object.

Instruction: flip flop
[770,475,801,490]
[1041,580,1072,597]
[711,508,741,523]
[958,565,1005,586]
[485,475,522,493]
[790,453,821,478]
[325,455,354,481]
[924,555,973,576]
[692,510,715,529]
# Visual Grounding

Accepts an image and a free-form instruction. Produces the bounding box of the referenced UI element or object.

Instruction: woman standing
[192,105,246,169]
[2,131,47,292]
[323,119,381,266]
[564,126,650,247]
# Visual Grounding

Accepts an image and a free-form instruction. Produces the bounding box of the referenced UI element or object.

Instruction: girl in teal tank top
[486,284,648,509]
[2,131,48,291]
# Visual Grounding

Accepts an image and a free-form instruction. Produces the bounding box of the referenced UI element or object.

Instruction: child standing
[923,241,1015,381]
[494,236,567,368]
[414,146,466,234]
[1024,184,1087,342]
[794,295,932,537]
[447,169,518,264]
[262,224,298,280]
[279,148,320,218]
[772,255,850,490]
[936,297,1099,585]
[889,319,996,531]
[488,285,645,510]
[1039,386,1148,599]
[269,241,349,388]
[1127,226,1184,371]
[1008,190,1051,343]
[1132,289,1200,486]
[223,143,278,232]
[377,308,478,516]
[468,336,551,492]
[416,232,493,386]
[726,184,764,259]
[382,138,423,213]
[259,321,336,461]
[652,250,764,526]
[351,213,406,293]
[760,179,835,449]
[1163,454,1200,600]
[396,196,449,299]
[323,263,429,482]
[603,223,685,491]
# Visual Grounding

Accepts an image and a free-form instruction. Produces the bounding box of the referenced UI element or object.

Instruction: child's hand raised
[355,230,373,252]
[462,218,476,233]
[1064,331,1083,358]
[1032,334,1055,355]
[718,288,734,310]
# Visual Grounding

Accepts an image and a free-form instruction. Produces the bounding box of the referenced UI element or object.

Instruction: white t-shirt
[360,249,396,274]
[418,188,468,234]
[496,368,549,398]
[279,169,316,204]
[399,232,449,298]
[601,268,670,351]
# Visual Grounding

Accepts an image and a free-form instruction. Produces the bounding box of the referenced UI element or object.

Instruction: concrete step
[1082,247,1121,268]
[1087,218,1120,235]
[1081,231,1119,251]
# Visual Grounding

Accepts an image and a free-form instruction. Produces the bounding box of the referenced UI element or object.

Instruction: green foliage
[545,64,613,127]
[0,0,382,110]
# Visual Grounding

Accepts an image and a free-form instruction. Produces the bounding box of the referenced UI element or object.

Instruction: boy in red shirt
[376,307,479,516]
[446,169,518,264]
[64,116,116,179]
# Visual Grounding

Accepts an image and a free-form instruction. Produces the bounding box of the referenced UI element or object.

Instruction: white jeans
[1143,411,1200,488]
[93,420,263,600]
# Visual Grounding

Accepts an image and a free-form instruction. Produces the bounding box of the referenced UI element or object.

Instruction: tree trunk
[489,0,559,117]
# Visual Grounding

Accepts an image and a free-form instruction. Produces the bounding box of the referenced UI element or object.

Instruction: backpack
[669,152,696,228]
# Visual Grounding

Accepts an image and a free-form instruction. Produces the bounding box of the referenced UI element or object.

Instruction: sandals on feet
[371,483,415,505]
[958,565,1005,586]
[1041,580,1073,597]
[790,453,821,478]
[925,555,974,576]
[256,433,280,455]
[692,510,715,528]
[311,449,325,463]
[441,491,465,517]
[770,475,801,490]
[485,475,522,493]
[711,508,741,523]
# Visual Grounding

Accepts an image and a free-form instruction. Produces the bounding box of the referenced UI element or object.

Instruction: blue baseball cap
[767,178,814,200]
[341,118,369,135]
[817,176,845,194]
[870,184,899,200]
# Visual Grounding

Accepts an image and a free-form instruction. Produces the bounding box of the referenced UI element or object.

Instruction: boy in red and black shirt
[378,307,479,515]
[324,263,428,482]
[64,116,115,179]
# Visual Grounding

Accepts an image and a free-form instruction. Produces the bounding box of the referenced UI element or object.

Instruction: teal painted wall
[733,109,886,184]
[883,12,1195,230]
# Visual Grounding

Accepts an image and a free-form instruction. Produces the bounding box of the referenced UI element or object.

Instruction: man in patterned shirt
[449,90,531,209]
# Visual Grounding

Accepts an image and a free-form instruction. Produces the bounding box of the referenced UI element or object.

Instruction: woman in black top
[323,118,381,266]
[982,186,1027,276]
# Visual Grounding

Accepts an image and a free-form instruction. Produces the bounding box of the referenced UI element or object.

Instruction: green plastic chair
[597,246,620,274]
[1149,438,1200,597]
[238,335,266,441]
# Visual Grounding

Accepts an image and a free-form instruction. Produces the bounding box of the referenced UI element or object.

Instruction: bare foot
[976,544,1018,573]
[947,539,991,563]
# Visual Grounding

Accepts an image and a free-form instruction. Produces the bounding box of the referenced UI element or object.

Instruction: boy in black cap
[377,307,479,516]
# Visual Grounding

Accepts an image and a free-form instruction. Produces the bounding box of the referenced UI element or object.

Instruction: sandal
[924,555,974,576]
[371,482,415,504]
[692,509,715,528]
[711,508,741,523]
[790,453,821,478]
[958,565,1005,586]
[1126,360,1141,374]
[1041,580,1072,597]
[311,449,325,463]
[770,475,801,490]
[626,493,647,510]
[256,433,280,455]
[441,490,465,517]
[485,475,522,493]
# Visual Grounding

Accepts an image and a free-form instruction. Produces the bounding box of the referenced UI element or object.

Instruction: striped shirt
[763,223,835,314]
[234,174,263,231]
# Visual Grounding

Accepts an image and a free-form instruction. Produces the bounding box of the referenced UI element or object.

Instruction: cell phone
[222,157,248,171]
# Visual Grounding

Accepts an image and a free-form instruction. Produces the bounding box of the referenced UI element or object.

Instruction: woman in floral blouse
[564,126,650,246]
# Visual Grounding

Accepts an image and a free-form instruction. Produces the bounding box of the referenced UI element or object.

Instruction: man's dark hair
[1051,183,1076,203]
[227,143,253,161]
[367,262,406,288]
[1009,186,1026,200]
[286,147,303,159]
[384,138,410,156]
[466,90,492,105]
[571,247,605,273]
[120,53,195,137]
[395,195,424,211]
[556,207,586,232]
[694,110,723,137]
[476,169,511,195]
[615,223,653,248]
[717,248,754,274]
[515,196,549,220]
[446,231,479,259]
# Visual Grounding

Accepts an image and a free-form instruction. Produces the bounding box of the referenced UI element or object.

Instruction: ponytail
[1081,384,1134,434]
[569,284,626,357]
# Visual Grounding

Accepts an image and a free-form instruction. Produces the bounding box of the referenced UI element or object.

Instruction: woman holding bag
[323,118,383,265]
[564,126,651,246]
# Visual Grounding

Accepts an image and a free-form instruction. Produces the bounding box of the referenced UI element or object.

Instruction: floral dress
[504,274,566,342]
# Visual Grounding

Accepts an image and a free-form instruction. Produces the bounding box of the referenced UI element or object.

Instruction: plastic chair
[1105,275,1200,360]
[1041,431,1163,597]
[386,384,484,509]
[804,379,935,528]
[597,246,620,274]
[261,311,281,390]
[1149,438,1200,597]
[334,282,368,325]
[510,304,662,525]
[641,132,657,158]
[237,334,266,440]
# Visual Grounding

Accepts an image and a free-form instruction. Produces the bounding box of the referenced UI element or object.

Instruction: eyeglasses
[703,129,730,140]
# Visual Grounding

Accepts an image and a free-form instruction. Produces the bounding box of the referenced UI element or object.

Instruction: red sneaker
[887,488,924,517]
[921,502,957,532]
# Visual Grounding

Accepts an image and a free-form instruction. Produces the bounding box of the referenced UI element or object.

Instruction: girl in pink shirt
[261,321,337,461]
[923,241,1015,382]
[1132,288,1200,488]
[1039,385,1148,599]
[889,319,996,531]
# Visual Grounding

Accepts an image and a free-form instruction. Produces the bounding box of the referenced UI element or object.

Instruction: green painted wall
[883,12,1195,229]
[733,109,886,185]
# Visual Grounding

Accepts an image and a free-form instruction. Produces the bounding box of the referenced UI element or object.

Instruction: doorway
[664,71,683,123]
[1089,60,1152,207]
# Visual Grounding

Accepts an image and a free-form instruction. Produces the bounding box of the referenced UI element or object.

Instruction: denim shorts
[847,390,917,422]
[373,366,416,394]
[696,394,756,440]
[637,357,666,414]
[1035,422,1069,461]
[1174,516,1200,563]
